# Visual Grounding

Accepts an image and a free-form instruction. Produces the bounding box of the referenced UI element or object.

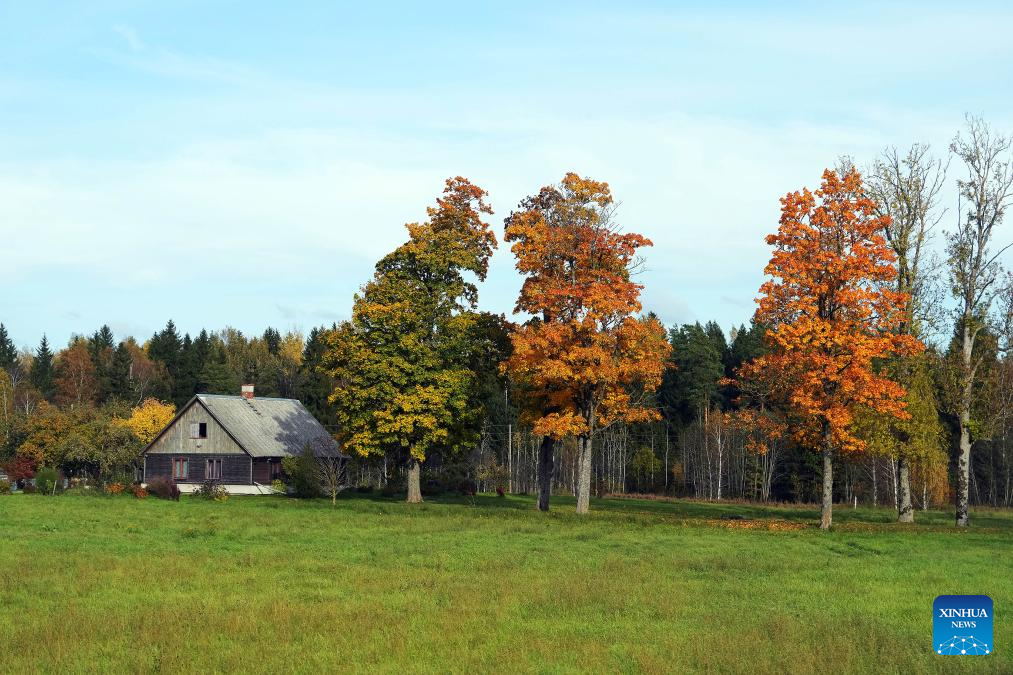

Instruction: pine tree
[88,325,116,402]
[109,342,134,402]
[300,326,336,423]
[148,320,183,402]
[174,333,198,405]
[663,323,724,425]
[0,323,17,373]
[263,327,281,356]
[30,335,55,400]
[199,342,239,395]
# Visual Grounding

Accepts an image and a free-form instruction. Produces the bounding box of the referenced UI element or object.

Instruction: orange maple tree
[737,167,923,529]
[503,173,670,514]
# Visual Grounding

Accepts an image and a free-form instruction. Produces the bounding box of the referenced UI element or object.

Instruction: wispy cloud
[111,24,144,52]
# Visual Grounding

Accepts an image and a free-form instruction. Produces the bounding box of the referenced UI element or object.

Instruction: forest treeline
[3,116,1013,527]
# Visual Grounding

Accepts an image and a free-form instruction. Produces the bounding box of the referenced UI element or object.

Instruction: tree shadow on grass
[330,490,1013,532]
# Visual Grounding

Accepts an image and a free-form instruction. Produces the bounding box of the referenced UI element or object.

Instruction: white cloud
[111,24,144,52]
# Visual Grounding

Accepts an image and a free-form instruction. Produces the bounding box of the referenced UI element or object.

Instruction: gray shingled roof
[197,394,345,458]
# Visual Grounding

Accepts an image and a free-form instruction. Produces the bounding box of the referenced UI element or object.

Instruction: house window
[189,422,208,439]
[172,457,189,480]
[270,461,281,480]
[207,459,222,480]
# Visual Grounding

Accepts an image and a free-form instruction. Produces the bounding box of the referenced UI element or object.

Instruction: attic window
[190,422,208,439]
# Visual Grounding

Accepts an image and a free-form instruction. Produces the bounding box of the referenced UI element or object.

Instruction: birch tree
[946,116,1013,527]
[865,143,947,522]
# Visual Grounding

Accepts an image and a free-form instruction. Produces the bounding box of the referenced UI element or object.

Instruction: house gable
[144,398,247,456]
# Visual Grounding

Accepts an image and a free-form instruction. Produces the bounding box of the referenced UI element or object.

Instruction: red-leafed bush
[146,476,180,501]
[131,484,148,499]
[107,482,125,495]
[4,456,36,482]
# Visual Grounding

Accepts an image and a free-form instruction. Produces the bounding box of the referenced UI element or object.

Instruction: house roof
[144,394,346,459]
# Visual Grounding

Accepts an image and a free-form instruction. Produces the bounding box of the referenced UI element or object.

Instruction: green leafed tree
[323,177,497,502]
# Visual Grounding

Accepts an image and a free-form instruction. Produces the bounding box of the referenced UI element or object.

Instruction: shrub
[458,479,478,496]
[355,484,374,494]
[147,476,181,501]
[131,484,148,499]
[0,480,11,495]
[3,456,36,482]
[107,482,125,495]
[282,445,320,498]
[35,467,61,495]
[192,479,229,502]
[270,479,286,494]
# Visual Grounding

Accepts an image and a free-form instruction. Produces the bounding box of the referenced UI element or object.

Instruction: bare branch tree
[864,142,948,523]
[946,115,1013,527]
[315,454,347,506]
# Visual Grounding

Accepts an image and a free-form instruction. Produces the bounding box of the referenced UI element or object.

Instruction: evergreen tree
[148,320,183,402]
[199,342,239,394]
[193,329,211,372]
[0,323,16,373]
[300,326,336,423]
[109,342,134,402]
[88,325,116,402]
[173,333,199,404]
[263,327,281,356]
[30,335,55,400]
[663,323,725,425]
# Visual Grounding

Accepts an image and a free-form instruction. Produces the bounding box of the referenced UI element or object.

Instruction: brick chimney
[241,384,255,400]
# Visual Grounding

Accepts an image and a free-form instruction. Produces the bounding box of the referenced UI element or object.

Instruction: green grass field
[1,492,1009,673]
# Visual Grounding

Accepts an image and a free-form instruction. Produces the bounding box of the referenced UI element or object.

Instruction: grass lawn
[0,492,1010,673]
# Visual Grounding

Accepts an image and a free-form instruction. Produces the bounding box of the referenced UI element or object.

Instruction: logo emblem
[934,595,993,656]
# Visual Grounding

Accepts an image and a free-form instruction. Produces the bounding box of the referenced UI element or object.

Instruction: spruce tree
[109,342,134,402]
[30,335,55,400]
[0,323,17,373]
[263,327,281,356]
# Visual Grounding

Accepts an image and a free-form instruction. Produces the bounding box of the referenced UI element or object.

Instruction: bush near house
[192,479,229,502]
[146,476,180,501]
[34,467,61,495]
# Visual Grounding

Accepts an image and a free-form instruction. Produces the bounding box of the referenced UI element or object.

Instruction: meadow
[0,492,1010,674]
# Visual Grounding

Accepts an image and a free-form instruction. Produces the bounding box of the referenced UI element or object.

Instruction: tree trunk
[406,458,423,503]
[956,322,973,527]
[537,435,555,512]
[820,440,834,531]
[575,435,592,514]
[897,454,914,523]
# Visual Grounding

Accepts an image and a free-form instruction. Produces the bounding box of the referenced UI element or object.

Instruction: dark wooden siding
[251,458,282,483]
[144,454,252,484]
[146,399,245,456]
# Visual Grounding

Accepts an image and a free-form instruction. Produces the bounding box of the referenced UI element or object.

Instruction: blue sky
[3,1,1013,349]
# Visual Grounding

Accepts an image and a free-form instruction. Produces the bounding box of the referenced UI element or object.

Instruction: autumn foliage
[737,168,923,527]
[118,398,176,445]
[503,173,670,512]
[324,177,497,502]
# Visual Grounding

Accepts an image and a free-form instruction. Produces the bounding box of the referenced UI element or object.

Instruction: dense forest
[3,117,1013,523]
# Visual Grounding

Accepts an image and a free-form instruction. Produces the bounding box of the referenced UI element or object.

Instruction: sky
[3,1,1013,350]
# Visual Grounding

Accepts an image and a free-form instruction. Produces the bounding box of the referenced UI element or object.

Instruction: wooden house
[141,385,345,494]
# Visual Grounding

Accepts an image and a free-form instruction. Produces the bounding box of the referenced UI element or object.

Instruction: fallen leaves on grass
[704,518,807,532]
